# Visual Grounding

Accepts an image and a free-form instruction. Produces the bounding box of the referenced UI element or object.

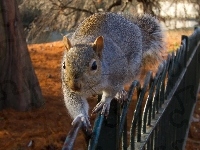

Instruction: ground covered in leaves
[0,29,199,150]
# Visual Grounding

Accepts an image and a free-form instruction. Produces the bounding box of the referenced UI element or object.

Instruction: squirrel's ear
[93,36,104,60]
[63,36,72,50]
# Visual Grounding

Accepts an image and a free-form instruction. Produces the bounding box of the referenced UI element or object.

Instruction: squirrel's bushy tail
[124,14,165,65]
[134,14,164,57]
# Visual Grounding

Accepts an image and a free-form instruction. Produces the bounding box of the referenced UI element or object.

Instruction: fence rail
[63,27,200,150]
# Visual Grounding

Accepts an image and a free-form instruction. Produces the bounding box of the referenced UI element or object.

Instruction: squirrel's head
[62,36,104,94]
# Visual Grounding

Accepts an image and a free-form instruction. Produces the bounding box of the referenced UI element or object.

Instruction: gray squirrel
[61,12,164,129]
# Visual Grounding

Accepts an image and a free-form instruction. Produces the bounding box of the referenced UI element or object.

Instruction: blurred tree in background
[0,0,44,111]
[17,0,199,43]
[17,0,156,43]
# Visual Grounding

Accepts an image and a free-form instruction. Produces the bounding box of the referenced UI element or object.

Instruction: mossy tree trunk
[0,0,44,111]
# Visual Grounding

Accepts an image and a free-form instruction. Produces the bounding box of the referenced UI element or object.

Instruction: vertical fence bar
[91,99,119,150]
[130,72,152,149]
[62,121,82,150]
[143,65,162,133]
[88,114,105,150]
[122,117,127,150]
[118,80,140,150]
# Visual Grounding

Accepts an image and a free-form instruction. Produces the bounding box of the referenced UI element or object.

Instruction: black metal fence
[63,27,200,150]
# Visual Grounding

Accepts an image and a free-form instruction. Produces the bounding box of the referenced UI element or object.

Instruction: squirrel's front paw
[72,114,91,132]
[92,101,111,116]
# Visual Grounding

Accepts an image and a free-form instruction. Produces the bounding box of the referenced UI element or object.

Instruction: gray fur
[61,12,164,121]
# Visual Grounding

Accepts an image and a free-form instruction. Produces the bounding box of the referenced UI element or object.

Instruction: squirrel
[61,12,164,129]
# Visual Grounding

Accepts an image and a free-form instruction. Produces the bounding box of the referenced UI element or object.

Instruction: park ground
[0,29,200,150]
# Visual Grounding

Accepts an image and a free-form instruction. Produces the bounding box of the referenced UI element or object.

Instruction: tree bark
[0,0,44,111]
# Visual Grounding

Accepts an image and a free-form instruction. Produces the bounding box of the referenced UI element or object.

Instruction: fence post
[94,98,119,150]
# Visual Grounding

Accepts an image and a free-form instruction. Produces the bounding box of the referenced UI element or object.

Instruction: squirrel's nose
[69,79,82,92]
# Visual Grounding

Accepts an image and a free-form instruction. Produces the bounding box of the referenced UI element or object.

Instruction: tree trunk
[0,0,44,111]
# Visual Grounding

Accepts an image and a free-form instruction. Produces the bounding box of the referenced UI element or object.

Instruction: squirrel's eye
[90,59,98,71]
[91,61,97,70]
[63,62,66,69]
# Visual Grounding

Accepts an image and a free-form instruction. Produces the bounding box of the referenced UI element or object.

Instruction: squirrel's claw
[101,102,110,116]
[92,102,104,114]
[72,113,91,132]
[92,101,110,116]
[115,89,128,104]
